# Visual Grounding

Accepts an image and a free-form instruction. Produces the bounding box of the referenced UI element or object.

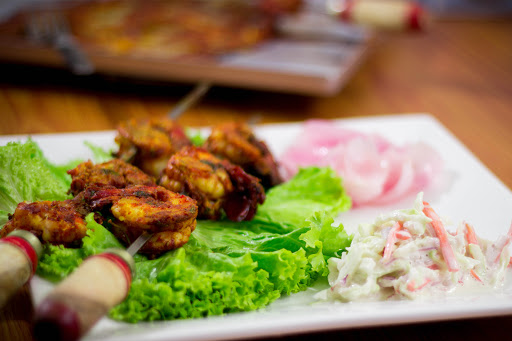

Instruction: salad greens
[254,167,351,228]
[0,140,72,226]
[0,140,353,322]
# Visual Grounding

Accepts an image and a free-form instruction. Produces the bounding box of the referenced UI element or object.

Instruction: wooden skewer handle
[0,231,42,309]
[33,249,135,341]
[338,0,427,31]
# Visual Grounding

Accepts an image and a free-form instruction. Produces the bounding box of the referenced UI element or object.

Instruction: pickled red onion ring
[279,120,443,207]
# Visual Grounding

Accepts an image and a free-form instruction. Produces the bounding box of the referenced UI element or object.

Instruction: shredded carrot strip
[382,222,402,262]
[395,230,412,240]
[423,201,459,272]
[407,278,431,292]
[464,222,478,245]
[470,269,482,282]
[406,280,415,291]
[427,264,440,270]
[464,222,480,259]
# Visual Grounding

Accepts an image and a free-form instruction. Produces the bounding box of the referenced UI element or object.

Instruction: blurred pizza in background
[65,0,300,59]
[0,0,301,60]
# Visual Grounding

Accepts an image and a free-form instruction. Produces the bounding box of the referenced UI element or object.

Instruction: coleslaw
[317,193,512,302]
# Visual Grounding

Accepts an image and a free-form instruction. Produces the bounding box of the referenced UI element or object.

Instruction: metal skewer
[167,81,211,120]
[126,232,152,256]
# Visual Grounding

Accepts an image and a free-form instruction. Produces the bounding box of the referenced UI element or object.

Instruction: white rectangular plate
[1,113,512,341]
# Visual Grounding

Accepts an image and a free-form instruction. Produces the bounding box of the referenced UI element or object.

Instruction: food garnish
[280,119,444,207]
[318,193,512,302]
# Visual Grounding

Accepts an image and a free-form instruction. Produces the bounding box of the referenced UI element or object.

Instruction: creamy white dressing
[317,193,511,303]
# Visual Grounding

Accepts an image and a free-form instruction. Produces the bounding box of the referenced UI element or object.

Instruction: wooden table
[1,17,512,341]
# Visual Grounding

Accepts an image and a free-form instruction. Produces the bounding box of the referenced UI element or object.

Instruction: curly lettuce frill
[111,248,279,322]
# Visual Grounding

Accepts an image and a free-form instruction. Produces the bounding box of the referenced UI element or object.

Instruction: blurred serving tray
[0,0,372,96]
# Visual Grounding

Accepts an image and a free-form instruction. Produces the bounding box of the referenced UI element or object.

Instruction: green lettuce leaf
[186,128,207,146]
[111,248,279,322]
[299,212,352,276]
[83,141,115,163]
[0,140,71,226]
[254,167,352,228]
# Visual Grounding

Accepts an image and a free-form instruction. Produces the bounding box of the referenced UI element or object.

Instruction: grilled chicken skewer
[2,80,278,339]
[1,83,210,336]
[33,185,198,341]
[2,182,198,341]
[1,158,197,340]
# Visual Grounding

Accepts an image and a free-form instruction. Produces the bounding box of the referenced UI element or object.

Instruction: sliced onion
[408,142,444,191]
[279,120,443,207]
[330,137,389,205]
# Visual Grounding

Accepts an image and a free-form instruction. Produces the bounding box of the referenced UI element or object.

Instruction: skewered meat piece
[159,146,232,219]
[67,158,156,196]
[204,122,283,188]
[113,118,192,177]
[1,200,88,248]
[159,146,265,221]
[83,185,198,257]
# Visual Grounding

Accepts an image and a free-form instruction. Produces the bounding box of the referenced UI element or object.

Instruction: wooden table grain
[1,18,511,341]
